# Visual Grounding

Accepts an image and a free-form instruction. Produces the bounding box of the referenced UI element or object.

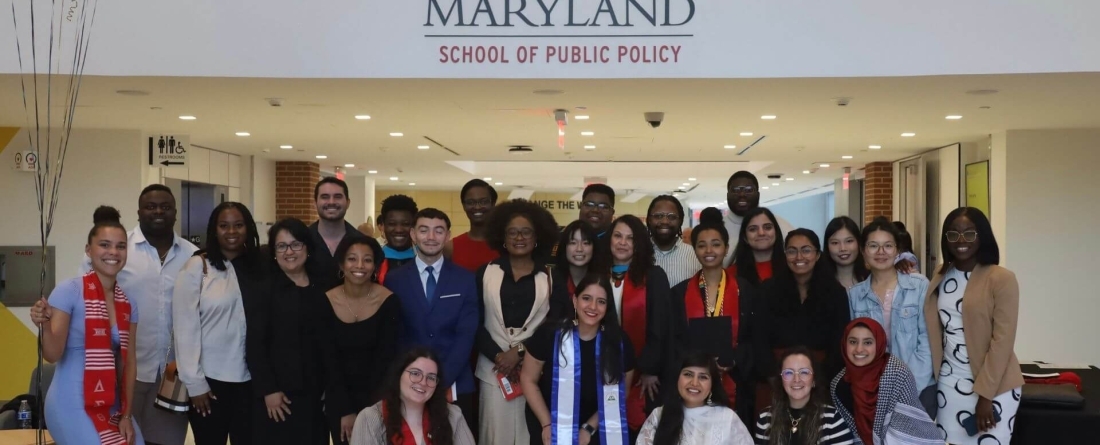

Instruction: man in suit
[385,208,479,433]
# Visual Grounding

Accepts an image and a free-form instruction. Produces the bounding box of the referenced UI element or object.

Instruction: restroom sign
[13,150,36,172]
[148,135,190,168]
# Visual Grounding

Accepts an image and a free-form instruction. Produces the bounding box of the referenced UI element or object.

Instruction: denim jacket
[848,272,934,390]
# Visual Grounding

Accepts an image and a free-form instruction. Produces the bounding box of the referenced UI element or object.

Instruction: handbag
[154,254,206,413]
[1020,383,1085,409]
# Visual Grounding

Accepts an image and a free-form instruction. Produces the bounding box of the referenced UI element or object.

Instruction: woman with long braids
[350,348,475,445]
[638,352,753,445]
[752,347,854,445]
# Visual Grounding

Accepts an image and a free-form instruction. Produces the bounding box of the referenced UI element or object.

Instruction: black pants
[253,389,327,445]
[188,378,253,445]
[455,392,477,436]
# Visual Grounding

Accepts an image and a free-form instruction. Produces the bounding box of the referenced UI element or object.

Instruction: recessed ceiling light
[390,132,404,137]
[723,145,737,149]
[389,176,399,181]
[761,186,770,190]
[315,155,327,159]
[945,115,963,120]
[580,131,595,136]
[688,177,696,181]
[575,115,590,120]
[820,163,831,168]
[344,164,355,168]
[417,145,430,150]
[408,183,416,186]
[584,145,596,150]
[532,89,564,96]
[178,115,196,120]
[678,186,686,190]
[785,178,794,181]
[842,155,853,159]
[740,132,753,136]
[761,115,777,120]
[682,182,690,186]
[901,132,916,137]
[354,115,371,120]
[483,177,492,181]
[280,145,293,150]
[115,89,150,96]
[772,182,780,186]
[495,182,503,186]
[869,145,882,149]
[802,170,810,174]
[367,170,378,174]
[235,132,250,137]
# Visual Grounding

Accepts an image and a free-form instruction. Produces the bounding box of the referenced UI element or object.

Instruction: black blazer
[244,271,327,398]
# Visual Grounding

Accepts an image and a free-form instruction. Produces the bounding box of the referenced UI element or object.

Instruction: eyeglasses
[582,201,613,211]
[780,368,813,381]
[463,198,493,207]
[506,228,535,239]
[784,246,817,258]
[945,230,978,243]
[649,212,679,222]
[728,186,757,194]
[405,368,439,387]
[866,242,897,253]
[275,241,305,253]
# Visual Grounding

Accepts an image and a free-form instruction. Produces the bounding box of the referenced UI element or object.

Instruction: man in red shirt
[447,179,500,272]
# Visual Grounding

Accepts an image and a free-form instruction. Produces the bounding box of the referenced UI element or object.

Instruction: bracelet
[120,415,132,420]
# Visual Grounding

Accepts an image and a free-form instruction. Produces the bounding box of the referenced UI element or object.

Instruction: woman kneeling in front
[350,348,475,445]
[638,351,753,445]
[830,319,940,445]
[753,346,854,445]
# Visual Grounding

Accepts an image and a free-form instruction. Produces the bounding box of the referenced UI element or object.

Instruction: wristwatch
[516,343,526,357]
[581,423,597,437]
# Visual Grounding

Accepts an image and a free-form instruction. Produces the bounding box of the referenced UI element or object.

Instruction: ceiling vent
[508,145,533,154]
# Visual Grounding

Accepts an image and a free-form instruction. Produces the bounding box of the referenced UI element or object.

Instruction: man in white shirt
[82,184,197,445]
[647,195,700,287]
[723,171,795,267]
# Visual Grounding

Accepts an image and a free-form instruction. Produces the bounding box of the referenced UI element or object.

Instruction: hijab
[841,317,889,444]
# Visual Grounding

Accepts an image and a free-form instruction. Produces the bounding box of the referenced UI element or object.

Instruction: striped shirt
[753,404,854,445]
[653,238,701,288]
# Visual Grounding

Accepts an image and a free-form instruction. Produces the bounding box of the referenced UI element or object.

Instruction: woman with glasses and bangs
[846,217,935,417]
[753,347,854,445]
[245,218,329,444]
[924,208,1022,445]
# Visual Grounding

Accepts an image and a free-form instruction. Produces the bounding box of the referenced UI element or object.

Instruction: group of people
[28,170,1023,445]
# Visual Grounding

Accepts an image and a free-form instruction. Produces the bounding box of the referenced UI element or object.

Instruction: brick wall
[275,161,320,224]
[864,162,893,225]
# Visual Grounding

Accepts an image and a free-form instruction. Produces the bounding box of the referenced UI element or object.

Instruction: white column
[345,176,376,230]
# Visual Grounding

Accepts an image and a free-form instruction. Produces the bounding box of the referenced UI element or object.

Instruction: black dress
[244,272,329,445]
[319,294,404,445]
[756,276,851,384]
[524,324,637,445]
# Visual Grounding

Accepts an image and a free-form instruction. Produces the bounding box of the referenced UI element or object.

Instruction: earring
[573,310,580,326]
[535,242,538,248]
[706,392,713,406]
[338,270,345,279]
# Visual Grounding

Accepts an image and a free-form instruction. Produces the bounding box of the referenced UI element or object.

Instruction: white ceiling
[2,73,1099,205]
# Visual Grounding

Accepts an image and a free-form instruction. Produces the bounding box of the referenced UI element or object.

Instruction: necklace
[158,249,169,265]
[698,271,726,317]
[788,409,803,434]
[339,285,375,321]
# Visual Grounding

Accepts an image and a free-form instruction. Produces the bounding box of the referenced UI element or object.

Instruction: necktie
[425,265,437,304]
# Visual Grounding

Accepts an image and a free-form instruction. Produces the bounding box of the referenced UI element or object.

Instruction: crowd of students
[27,170,1023,445]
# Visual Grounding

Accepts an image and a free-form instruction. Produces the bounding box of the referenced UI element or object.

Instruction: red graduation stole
[82,271,132,445]
[615,274,649,430]
[566,275,576,296]
[683,270,741,404]
[382,403,433,445]
[377,259,391,285]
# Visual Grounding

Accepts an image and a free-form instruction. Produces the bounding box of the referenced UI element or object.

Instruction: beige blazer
[925,264,1025,399]
[475,263,551,384]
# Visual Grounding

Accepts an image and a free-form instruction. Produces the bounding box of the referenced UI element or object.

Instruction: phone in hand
[961,409,1002,436]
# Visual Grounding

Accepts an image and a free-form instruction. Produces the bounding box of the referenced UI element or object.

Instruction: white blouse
[638,405,754,445]
[172,255,250,396]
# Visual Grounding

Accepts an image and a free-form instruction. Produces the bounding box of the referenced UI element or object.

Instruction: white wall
[1002,129,1100,366]
[251,156,277,227]
[0,129,143,284]
[768,192,834,241]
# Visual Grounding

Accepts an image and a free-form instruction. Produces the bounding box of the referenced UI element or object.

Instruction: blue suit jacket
[386,258,479,395]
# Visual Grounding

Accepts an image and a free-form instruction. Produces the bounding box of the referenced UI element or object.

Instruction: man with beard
[722,171,795,267]
[647,195,700,287]
[82,184,197,445]
[386,208,480,434]
[376,194,419,284]
[309,177,364,290]
[447,179,499,272]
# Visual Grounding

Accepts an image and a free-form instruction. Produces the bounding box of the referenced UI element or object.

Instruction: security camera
[835,97,851,107]
[267,97,284,107]
[644,112,665,128]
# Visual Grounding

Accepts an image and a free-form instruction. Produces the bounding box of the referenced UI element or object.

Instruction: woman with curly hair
[475,199,570,444]
[350,348,475,445]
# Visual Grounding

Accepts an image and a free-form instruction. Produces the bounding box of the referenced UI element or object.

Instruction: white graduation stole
[551,328,629,445]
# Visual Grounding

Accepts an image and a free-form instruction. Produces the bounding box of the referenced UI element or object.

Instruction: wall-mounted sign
[149,135,190,168]
[13,150,36,172]
[535,200,582,210]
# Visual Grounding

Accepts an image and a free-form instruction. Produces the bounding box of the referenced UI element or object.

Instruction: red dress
[451,233,499,272]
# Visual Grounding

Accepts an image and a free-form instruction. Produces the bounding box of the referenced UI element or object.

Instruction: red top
[727,261,773,281]
[451,233,499,272]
